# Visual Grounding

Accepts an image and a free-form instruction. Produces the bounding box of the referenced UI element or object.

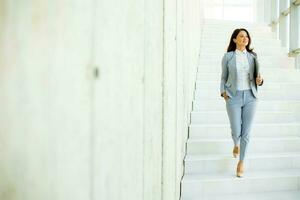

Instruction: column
[290,0,300,52]
[290,0,300,69]
[279,0,290,51]
[264,0,272,24]
[255,0,265,23]
[271,0,279,37]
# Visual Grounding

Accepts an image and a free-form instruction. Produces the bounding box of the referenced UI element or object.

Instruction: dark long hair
[227,28,254,53]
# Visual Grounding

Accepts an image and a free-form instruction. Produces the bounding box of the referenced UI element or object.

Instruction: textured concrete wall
[0,0,204,199]
[0,1,93,199]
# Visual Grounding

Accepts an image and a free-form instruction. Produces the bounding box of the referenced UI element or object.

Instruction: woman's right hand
[222,92,229,101]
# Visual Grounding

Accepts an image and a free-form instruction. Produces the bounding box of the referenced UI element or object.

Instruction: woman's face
[233,30,249,47]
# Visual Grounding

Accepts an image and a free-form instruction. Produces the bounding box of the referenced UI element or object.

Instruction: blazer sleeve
[220,53,228,96]
[254,53,264,86]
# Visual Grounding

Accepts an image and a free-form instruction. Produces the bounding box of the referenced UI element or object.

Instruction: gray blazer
[220,51,263,98]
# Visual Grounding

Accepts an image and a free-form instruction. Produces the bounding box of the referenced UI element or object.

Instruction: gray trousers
[226,89,257,161]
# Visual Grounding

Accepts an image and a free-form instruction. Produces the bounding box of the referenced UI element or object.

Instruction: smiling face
[233,30,249,48]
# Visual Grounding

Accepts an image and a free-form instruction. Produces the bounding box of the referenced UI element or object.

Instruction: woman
[220,28,264,177]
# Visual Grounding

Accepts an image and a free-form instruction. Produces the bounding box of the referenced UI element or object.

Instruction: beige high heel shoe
[236,161,244,178]
[232,146,239,158]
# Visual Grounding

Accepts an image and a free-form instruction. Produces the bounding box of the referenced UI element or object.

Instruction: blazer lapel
[246,52,255,80]
[228,52,237,78]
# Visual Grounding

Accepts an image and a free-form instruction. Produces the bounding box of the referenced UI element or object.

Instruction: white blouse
[235,49,251,90]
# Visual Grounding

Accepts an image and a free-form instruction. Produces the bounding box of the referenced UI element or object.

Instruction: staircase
[180,19,300,200]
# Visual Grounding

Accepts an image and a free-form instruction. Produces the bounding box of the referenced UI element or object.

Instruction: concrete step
[190,111,296,124]
[199,50,285,58]
[194,89,300,100]
[197,58,295,69]
[184,152,300,175]
[200,43,283,49]
[198,50,294,58]
[202,21,272,31]
[202,25,273,31]
[181,169,300,198]
[201,32,276,39]
[181,190,300,200]
[195,81,300,91]
[199,53,293,62]
[199,52,286,60]
[188,123,300,139]
[196,70,300,82]
[186,137,300,155]
[199,48,285,56]
[196,64,295,72]
[192,99,300,112]
[203,19,270,27]
[200,34,279,41]
[200,39,284,46]
[201,34,277,42]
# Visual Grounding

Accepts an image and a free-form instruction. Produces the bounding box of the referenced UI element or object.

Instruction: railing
[269,0,300,58]
[289,48,300,57]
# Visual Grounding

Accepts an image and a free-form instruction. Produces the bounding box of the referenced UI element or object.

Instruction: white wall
[0,0,204,200]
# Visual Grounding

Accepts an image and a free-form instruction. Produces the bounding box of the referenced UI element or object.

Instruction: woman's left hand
[256,74,263,86]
